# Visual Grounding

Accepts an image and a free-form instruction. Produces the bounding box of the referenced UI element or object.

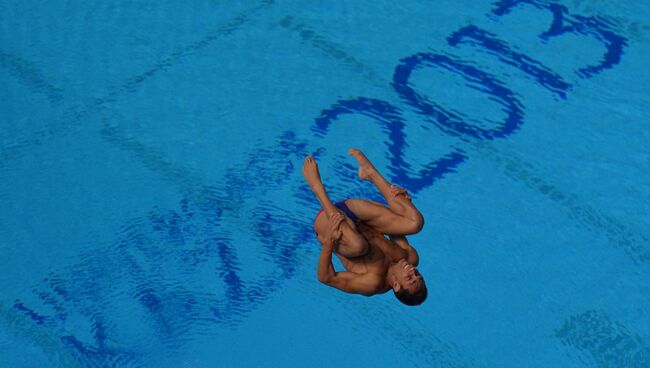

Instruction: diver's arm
[323,271,378,296]
[317,212,344,283]
[316,240,377,296]
[316,242,376,295]
[317,242,337,283]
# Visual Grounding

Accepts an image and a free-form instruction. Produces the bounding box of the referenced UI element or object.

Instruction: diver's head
[389,259,427,306]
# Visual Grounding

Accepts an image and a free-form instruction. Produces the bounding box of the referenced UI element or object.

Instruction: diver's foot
[302,156,323,188]
[348,148,379,181]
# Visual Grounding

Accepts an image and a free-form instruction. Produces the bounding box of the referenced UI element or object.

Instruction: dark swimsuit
[313,200,358,236]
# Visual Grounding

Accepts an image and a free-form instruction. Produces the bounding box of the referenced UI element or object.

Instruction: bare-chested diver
[302,148,427,306]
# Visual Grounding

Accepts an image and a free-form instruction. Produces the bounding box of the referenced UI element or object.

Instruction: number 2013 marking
[313,0,627,193]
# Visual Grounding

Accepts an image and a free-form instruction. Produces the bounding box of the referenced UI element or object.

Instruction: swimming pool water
[1,0,650,367]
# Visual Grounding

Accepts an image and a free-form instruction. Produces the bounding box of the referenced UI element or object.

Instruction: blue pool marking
[310,0,628,195]
[120,0,275,94]
[61,322,137,368]
[0,49,64,104]
[472,141,650,264]
[393,52,525,140]
[12,302,46,325]
[0,0,275,170]
[0,302,80,367]
[278,16,383,86]
[14,129,317,366]
[447,25,571,99]
[492,0,627,78]
[309,0,628,197]
[313,97,468,193]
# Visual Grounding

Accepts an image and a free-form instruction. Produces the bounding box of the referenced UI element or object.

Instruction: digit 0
[392,53,525,140]
[447,25,570,99]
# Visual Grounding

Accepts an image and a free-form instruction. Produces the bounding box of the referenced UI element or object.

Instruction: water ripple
[11,130,314,366]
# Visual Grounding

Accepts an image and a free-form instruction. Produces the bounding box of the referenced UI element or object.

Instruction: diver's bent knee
[342,238,369,258]
[352,240,369,257]
[405,215,424,234]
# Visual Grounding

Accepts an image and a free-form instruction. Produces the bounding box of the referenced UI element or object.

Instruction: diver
[302,149,427,306]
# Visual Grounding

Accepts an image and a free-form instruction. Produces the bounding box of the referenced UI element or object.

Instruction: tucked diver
[302,149,427,306]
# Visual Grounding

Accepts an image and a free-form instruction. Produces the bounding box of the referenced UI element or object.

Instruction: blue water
[1,0,650,367]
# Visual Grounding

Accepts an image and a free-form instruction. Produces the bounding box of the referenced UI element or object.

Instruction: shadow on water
[278,16,385,89]
[472,142,650,263]
[0,50,64,105]
[556,310,650,367]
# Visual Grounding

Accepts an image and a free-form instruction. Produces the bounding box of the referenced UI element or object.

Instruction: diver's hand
[324,212,345,248]
[390,184,411,201]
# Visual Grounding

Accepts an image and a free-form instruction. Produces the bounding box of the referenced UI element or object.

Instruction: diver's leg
[303,156,368,255]
[302,156,338,217]
[346,149,424,235]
